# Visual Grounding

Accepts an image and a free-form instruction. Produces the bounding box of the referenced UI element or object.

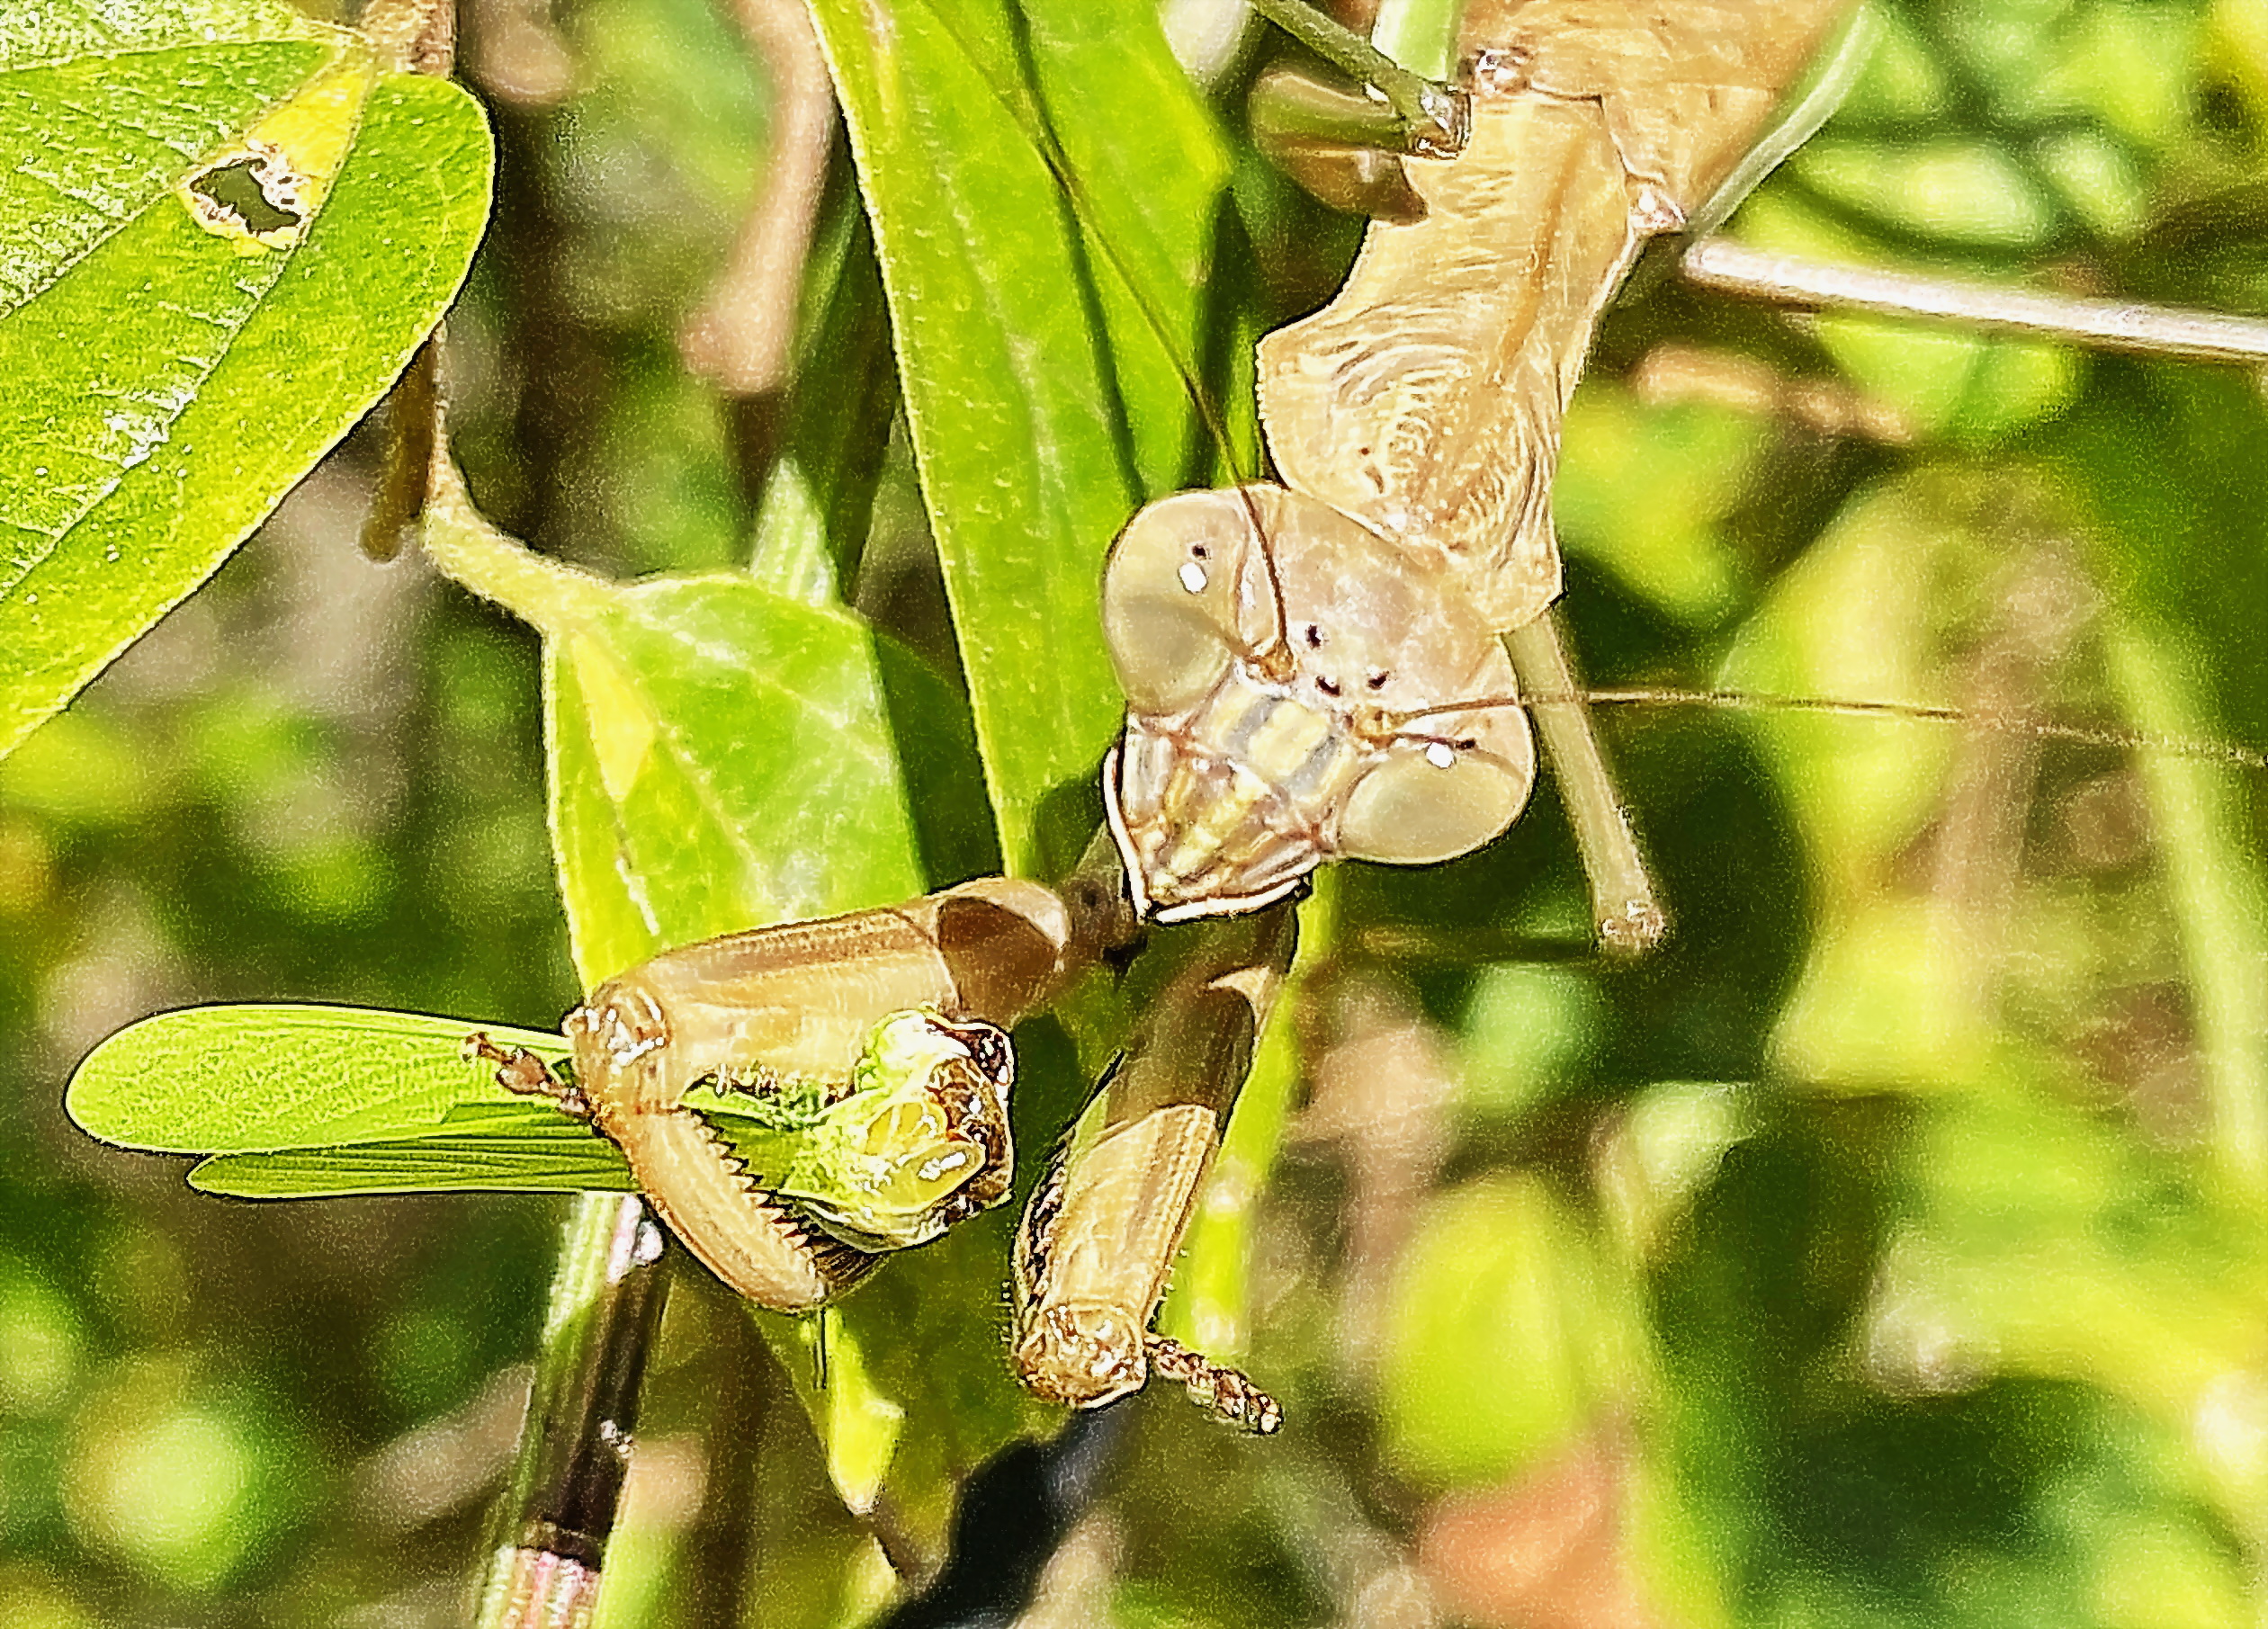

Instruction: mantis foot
[1145,1334,1282,1435]
[463,1032,591,1118]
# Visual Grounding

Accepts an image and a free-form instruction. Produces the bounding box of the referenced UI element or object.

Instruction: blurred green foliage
[11,0,2268,1623]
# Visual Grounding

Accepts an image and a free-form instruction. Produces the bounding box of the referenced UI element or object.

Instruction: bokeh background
[11,0,2268,1623]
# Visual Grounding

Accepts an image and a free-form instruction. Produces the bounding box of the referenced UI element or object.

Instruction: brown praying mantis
[1027,0,2268,1428]
[1032,0,1868,1425]
[475,0,2268,1446]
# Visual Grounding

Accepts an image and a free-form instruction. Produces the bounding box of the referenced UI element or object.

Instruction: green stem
[473,1194,675,1628]
[421,455,611,636]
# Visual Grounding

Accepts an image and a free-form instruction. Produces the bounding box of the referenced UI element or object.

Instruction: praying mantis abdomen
[1258,0,1858,631]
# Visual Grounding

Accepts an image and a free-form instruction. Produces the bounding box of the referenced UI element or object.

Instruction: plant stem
[472,1194,674,1628]
[420,454,610,634]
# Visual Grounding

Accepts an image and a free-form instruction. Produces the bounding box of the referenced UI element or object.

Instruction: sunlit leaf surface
[809,0,1228,870]
[541,572,928,985]
[0,0,491,759]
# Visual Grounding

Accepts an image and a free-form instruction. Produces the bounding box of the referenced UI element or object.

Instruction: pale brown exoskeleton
[1021,0,1861,1435]
[1104,484,1533,922]
[1103,0,1860,943]
[1013,905,1298,1432]
[471,876,1088,1312]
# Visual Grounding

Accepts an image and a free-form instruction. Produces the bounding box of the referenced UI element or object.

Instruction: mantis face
[766,1009,1017,1253]
[1102,484,1537,921]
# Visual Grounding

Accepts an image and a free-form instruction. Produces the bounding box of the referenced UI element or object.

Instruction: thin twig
[1682,237,2268,366]
[680,0,838,396]
[473,1195,674,1629]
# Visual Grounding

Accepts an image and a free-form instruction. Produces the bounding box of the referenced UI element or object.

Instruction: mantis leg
[1503,612,1668,955]
[1679,239,2268,367]
[1013,904,1298,1432]
[481,877,1090,1312]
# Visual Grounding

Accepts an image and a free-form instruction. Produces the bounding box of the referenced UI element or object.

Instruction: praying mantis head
[1101,483,1537,921]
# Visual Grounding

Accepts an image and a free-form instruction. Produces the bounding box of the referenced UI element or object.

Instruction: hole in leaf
[182,143,310,246]
[189,159,300,235]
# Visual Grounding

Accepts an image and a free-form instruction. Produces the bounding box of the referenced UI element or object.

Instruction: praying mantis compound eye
[1101,487,1284,712]
[1335,728,1537,865]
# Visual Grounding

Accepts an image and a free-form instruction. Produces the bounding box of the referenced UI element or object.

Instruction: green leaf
[0,0,492,760]
[771,0,1242,1536]
[540,571,931,987]
[808,0,1228,870]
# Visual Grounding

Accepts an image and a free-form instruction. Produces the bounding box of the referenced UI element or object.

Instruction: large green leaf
[541,571,931,985]
[808,0,1228,871]
[0,0,491,759]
